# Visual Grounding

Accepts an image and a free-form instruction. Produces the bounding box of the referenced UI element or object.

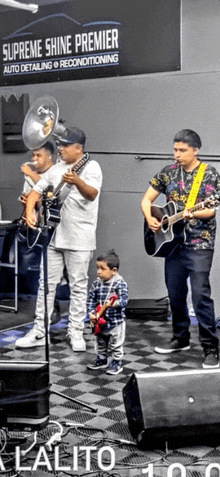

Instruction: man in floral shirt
[141,129,220,368]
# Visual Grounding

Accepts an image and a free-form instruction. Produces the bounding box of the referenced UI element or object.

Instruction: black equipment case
[126,297,170,320]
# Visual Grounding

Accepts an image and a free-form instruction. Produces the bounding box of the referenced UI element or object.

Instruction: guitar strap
[59,153,90,205]
[185,162,207,209]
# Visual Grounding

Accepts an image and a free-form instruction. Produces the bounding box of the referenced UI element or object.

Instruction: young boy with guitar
[141,129,220,369]
[87,250,128,375]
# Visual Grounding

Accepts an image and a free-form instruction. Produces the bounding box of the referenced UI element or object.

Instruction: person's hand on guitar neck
[183,208,195,221]
[62,169,98,201]
[183,207,215,221]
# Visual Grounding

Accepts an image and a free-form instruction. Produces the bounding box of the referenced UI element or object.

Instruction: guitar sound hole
[161,215,169,233]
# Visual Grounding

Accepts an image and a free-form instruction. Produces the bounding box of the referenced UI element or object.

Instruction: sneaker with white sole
[203,348,219,369]
[106,359,123,375]
[154,338,190,354]
[67,329,86,352]
[15,327,47,348]
[87,356,108,370]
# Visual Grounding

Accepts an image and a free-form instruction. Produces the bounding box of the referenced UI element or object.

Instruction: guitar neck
[96,294,117,318]
[52,153,89,199]
[52,180,66,199]
[96,303,109,318]
[168,201,206,226]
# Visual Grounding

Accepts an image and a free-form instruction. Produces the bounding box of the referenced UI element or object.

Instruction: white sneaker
[15,328,47,348]
[67,329,86,352]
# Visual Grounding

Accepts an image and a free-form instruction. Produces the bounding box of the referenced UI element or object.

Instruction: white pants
[34,246,92,334]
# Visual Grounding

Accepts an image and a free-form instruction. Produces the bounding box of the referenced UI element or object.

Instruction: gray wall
[1,0,220,314]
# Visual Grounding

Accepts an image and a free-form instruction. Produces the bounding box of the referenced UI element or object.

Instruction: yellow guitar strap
[185,162,207,209]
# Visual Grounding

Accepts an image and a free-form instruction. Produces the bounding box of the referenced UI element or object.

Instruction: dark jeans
[165,247,218,350]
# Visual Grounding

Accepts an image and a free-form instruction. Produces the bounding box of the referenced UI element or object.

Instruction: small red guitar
[92,294,118,335]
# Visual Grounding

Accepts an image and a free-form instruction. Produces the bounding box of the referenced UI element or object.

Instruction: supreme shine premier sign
[3,30,119,73]
[0,0,180,86]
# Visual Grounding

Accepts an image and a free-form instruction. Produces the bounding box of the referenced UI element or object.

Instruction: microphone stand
[41,191,97,413]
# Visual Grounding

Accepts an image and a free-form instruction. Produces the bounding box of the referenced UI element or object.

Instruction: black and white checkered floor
[0,299,220,476]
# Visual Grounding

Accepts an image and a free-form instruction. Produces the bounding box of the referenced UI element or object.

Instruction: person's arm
[20,192,28,206]
[111,280,128,309]
[141,186,161,232]
[25,189,42,228]
[62,170,98,201]
[183,208,215,220]
[21,164,41,184]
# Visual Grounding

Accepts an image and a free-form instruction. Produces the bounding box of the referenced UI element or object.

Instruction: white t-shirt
[22,176,35,194]
[33,158,102,251]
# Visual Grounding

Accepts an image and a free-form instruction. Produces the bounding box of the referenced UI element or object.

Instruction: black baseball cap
[55,127,86,146]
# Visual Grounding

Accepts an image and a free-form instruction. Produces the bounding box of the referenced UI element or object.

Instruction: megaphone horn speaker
[22,96,66,150]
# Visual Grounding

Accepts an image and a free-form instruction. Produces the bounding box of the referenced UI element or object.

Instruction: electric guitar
[41,152,91,228]
[92,294,118,335]
[19,153,90,247]
[144,193,220,258]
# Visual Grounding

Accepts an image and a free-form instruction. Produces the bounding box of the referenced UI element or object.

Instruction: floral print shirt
[150,162,220,250]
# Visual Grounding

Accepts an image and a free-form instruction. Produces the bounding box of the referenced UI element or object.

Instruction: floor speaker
[0,361,49,431]
[123,369,220,449]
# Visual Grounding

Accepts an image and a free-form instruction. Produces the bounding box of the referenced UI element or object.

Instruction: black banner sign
[0,0,180,86]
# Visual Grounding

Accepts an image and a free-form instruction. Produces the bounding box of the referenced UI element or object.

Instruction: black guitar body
[144,201,185,257]
[46,198,61,229]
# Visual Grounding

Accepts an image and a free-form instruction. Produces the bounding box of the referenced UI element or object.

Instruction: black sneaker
[106,359,123,375]
[203,349,219,369]
[155,338,190,354]
[87,356,108,370]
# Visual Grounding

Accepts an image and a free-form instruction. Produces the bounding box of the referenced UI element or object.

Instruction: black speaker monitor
[0,361,49,431]
[123,369,220,449]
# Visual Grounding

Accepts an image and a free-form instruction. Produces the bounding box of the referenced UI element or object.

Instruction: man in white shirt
[15,127,102,352]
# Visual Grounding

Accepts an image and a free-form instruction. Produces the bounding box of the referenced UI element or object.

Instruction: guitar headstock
[205,192,220,209]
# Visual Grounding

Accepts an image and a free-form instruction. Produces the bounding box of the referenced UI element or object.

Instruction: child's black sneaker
[106,359,123,375]
[87,357,108,370]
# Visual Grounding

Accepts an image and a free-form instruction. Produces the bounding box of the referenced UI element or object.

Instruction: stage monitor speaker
[123,369,220,449]
[125,297,170,321]
[0,361,49,431]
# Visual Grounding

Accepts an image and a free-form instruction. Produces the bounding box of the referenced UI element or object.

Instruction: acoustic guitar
[144,193,220,258]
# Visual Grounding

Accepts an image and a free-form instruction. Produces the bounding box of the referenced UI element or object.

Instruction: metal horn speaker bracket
[22,96,66,150]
